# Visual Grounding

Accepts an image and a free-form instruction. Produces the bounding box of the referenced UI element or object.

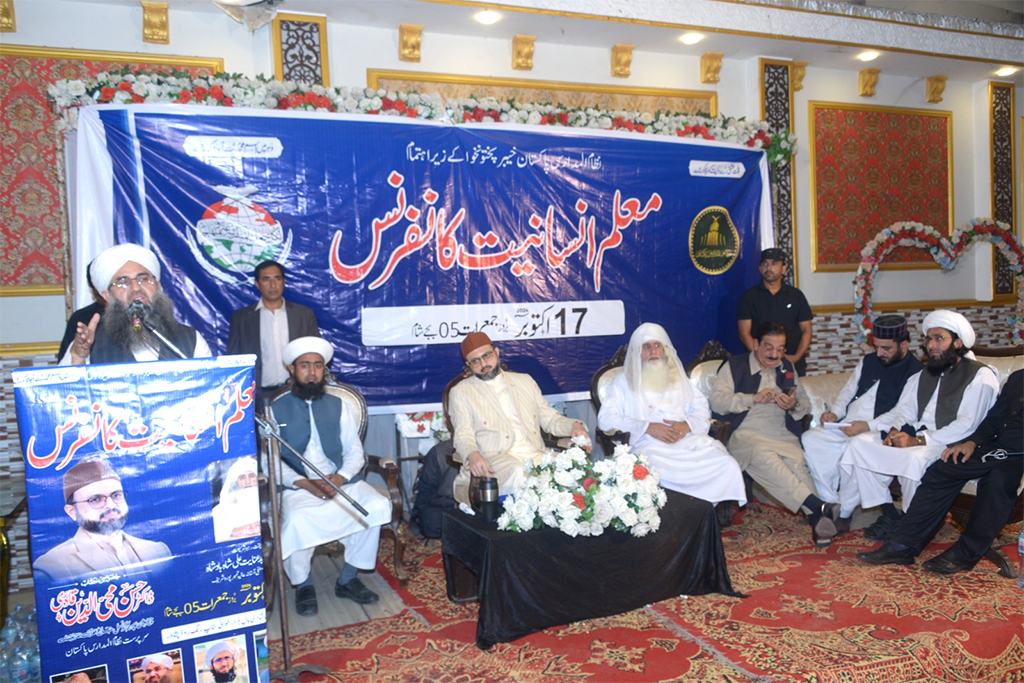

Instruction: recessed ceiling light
[679,33,704,45]
[858,51,879,62]
[996,66,1016,77]
[475,10,501,25]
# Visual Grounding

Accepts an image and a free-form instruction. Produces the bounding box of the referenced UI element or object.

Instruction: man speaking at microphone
[60,243,211,365]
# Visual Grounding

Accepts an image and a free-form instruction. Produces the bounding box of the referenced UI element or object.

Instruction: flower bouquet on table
[496,438,667,538]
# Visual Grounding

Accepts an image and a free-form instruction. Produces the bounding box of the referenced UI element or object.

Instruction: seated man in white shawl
[211,456,261,542]
[271,337,392,616]
[838,310,999,541]
[598,323,747,527]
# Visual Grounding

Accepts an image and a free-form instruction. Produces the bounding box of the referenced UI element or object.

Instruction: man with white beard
[598,323,747,527]
[60,243,211,365]
[211,456,261,542]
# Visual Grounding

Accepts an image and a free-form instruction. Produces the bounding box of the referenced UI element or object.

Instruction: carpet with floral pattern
[270,501,1023,682]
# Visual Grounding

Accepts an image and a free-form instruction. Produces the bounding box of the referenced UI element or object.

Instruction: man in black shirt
[857,369,1023,574]
[737,248,813,375]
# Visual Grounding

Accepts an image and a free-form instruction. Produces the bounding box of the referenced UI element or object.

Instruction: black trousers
[890,453,1022,565]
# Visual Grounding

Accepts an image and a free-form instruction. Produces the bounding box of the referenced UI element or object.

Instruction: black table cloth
[441,489,741,649]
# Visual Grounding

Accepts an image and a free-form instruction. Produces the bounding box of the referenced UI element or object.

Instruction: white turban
[220,456,258,505]
[91,243,161,293]
[141,653,174,670]
[282,336,333,365]
[921,310,976,349]
[624,322,685,394]
[205,640,239,670]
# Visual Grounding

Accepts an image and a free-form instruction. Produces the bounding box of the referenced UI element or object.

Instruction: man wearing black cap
[800,314,923,536]
[449,332,590,506]
[857,369,1022,574]
[33,457,171,583]
[737,247,813,375]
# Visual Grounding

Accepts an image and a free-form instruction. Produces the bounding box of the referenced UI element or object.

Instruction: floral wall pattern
[810,103,951,270]
[0,49,218,288]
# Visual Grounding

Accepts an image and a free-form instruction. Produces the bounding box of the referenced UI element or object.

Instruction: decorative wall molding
[925,75,947,103]
[141,1,169,45]
[512,34,535,71]
[0,0,15,32]
[760,59,796,287]
[700,52,723,84]
[791,61,807,91]
[858,68,880,97]
[611,44,633,78]
[990,81,1016,296]
[272,12,329,85]
[399,23,422,63]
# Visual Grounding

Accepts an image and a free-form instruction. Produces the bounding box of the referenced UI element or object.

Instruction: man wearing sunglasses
[60,243,211,365]
[448,332,590,505]
[32,457,171,584]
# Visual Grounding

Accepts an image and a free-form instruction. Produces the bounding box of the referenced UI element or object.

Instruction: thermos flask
[473,476,500,523]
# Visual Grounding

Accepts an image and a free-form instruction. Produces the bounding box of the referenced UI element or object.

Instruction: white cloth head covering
[624,323,685,394]
[141,653,174,670]
[204,640,239,670]
[921,310,976,349]
[282,336,333,365]
[91,243,161,293]
[220,456,258,505]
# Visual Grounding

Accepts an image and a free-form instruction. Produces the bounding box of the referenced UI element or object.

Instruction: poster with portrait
[14,356,266,683]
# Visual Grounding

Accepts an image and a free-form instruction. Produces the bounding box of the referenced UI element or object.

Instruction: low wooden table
[442,490,741,649]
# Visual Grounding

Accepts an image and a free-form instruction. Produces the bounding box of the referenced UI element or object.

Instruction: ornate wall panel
[761,59,795,286]
[0,46,221,290]
[273,13,329,86]
[990,82,1016,296]
[809,102,952,271]
[367,70,717,116]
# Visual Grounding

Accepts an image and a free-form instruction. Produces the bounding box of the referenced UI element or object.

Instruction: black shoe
[812,515,837,548]
[335,577,379,605]
[863,512,901,541]
[856,541,915,566]
[834,516,851,536]
[922,549,974,575]
[295,584,318,616]
[715,501,736,528]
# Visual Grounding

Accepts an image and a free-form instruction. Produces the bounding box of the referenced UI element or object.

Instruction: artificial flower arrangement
[496,437,668,538]
[852,217,1023,346]
[47,69,796,168]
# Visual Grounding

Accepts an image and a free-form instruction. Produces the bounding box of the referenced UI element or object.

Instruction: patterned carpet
[270,502,1024,682]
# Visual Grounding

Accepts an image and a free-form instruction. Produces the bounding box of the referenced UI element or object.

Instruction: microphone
[128,301,147,331]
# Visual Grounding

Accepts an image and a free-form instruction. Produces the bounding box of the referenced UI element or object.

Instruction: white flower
[527,111,542,125]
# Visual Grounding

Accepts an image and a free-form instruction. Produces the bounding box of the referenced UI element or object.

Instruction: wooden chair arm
[365,454,403,525]
[710,419,731,446]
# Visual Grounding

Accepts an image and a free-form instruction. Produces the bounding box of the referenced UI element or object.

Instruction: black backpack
[411,439,460,538]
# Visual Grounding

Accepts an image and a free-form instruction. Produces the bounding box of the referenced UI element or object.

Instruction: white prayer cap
[282,336,333,365]
[922,310,975,349]
[141,653,174,670]
[205,640,238,670]
[91,243,161,293]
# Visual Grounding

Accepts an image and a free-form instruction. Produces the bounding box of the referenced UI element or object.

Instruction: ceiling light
[858,51,879,62]
[679,33,704,45]
[996,67,1016,77]
[475,10,501,25]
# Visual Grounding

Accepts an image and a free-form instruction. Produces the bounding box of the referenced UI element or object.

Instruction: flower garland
[47,69,796,166]
[853,218,1024,345]
[497,439,667,538]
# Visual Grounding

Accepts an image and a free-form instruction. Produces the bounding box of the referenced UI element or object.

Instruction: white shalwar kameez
[838,365,998,512]
[278,401,391,585]
[599,367,747,506]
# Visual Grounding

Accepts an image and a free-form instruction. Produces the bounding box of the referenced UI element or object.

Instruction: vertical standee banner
[14,356,267,683]
[75,106,772,409]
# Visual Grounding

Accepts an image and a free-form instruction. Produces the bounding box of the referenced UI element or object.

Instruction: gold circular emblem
[689,207,740,275]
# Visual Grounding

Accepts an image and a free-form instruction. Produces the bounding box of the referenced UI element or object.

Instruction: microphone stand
[140,319,188,361]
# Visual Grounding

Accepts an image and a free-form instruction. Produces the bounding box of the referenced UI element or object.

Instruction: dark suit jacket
[226,300,319,389]
[33,528,172,584]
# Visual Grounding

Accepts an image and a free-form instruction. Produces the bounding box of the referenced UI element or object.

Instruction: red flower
[636,124,645,133]
[572,493,586,510]
[366,109,380,114]
[210,85,224,101]
[176,89,192,104]
[316,95,333,110]
[117,81,132,92]
[99,86,116,102]
[583,477,597,492]
[557,112,568,125]
[394,100,407,114]
[489,110,501,122]
[131,93,145,104]
[406,108,418,118]
[462,111,472,122]
[192,86,208,100]
[222,97,233,107]
[633,464,648,480]
[288,93,303,108]
[381,97,394,111]
[472,107,485,122]
[303,91,317,104]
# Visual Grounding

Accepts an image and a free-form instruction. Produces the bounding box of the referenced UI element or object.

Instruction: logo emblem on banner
[188,185,293,284]
[689,207,739,275]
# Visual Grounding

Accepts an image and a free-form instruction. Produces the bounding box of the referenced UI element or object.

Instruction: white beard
[641,358,678,394]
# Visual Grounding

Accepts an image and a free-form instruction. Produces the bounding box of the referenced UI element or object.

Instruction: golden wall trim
[808,101,955,273]
[700,52,723,84]
[0,44,224,71]
[0,285,64,297]
[412,0,1022,67]
[141,1,169,45]
[0,0,15,32]
[366,69,717,115]
[272,12,330,86]
[512,34,535,71]
[925,75,947,103]
[399,23,423,63]
[791,61,807,91]
[611,44,633,78]
[812,298,1006,315]
[858,68,880,97]
[0,342,59,358]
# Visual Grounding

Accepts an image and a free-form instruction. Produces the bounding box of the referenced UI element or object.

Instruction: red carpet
[271,502,1024,682]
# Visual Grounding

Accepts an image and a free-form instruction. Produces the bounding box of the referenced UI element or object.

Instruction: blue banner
[75,106,771,409]
[14,357,267,683]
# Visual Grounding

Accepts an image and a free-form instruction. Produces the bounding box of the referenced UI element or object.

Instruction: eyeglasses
[110,274,156,289]
[467,350,495,368]
[71,491,125,509]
